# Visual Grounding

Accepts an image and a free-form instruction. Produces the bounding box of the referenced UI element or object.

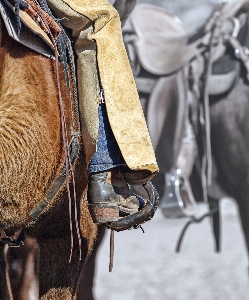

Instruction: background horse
[127,0,249,257]
[208,72,249,255]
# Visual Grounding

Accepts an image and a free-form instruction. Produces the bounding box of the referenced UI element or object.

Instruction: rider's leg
[88,101,145,223]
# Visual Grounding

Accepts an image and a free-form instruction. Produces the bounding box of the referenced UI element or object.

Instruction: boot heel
[89,204,119,223]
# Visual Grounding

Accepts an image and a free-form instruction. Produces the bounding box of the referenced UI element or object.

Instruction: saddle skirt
[130,1,249,90]
[130,4,189,75]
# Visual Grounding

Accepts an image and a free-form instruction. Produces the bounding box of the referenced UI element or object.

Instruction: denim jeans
[88,103,126,174]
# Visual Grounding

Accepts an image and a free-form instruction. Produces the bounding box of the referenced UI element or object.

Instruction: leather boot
[88,168,145,223]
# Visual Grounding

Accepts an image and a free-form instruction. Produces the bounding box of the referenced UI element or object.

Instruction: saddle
[0,0,59,58]
[125,1,249,218]
[130,2,249,74]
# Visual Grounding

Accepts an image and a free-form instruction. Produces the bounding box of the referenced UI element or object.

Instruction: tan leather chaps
[47,0,158,181]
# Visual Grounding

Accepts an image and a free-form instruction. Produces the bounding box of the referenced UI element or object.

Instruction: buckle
[0,229,25,247]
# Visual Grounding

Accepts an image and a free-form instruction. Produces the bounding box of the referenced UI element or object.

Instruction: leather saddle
[0,0,58,58]
[130,2,247,89]
[125,1,249,218]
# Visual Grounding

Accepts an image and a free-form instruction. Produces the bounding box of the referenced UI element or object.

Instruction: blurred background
[84,1,249,299]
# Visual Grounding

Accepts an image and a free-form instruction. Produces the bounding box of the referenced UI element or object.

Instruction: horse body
[209,77,249,253]
[0,19,62,227]
[0,16,99,299]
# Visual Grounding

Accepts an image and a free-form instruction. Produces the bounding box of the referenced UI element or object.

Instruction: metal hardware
[0,229,25,247]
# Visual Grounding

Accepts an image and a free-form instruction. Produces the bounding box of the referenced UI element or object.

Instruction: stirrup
[106,181,159,232]
[160,170,197,218]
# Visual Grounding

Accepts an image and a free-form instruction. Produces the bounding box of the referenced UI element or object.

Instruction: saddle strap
[229,35,249,79]
[24,0,61,39]
[29,133,81,220]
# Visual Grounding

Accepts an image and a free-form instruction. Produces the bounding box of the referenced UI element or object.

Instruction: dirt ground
[93,200,249,300]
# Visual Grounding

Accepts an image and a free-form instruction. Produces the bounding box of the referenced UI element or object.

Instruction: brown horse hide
[0,17,100,299]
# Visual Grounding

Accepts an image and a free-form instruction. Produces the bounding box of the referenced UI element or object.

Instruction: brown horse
[0,12,101,299]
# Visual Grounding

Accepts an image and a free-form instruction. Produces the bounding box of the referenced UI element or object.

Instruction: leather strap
[29,133,80,219]
[0,0,55,57]
[0,229,26,247]
[229,34,249,79]
[3,0,58,48]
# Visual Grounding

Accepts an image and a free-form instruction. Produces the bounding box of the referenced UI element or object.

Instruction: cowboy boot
[88,167,145,223]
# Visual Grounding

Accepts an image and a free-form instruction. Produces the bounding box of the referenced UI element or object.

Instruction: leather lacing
[41,2,81,262]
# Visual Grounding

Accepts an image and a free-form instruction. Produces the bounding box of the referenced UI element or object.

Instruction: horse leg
[208,196,221,252]
[209,78,249,262]
[36,218,93,299]
[0,245,8,300]
[235,193,249,262]
[38,236,82,299]
[4,237,39,300]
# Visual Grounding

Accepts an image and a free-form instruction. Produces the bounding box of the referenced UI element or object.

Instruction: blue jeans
[88,103,126,174]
